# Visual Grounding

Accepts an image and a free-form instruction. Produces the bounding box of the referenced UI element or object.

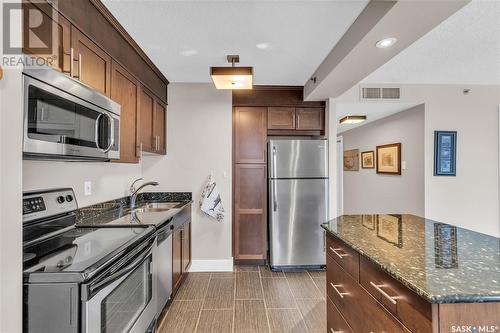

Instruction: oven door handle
[87,245,153,298]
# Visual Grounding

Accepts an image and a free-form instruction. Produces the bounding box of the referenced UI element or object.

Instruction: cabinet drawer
[326,234,359,281]
[360,255,433,333]
[327,255,409,333]
[327,297,353,333]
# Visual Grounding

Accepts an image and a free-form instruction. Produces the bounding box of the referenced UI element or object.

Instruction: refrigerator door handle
[272,146,277,178]
[272,146,278,211]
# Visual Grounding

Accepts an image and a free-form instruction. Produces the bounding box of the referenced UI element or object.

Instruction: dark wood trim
[89,0,169,85]
[267,129,323,137]
[233,85,325,107]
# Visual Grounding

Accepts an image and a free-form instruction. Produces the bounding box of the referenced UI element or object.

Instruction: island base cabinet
[327,298,353,333]
[327,254,409,333]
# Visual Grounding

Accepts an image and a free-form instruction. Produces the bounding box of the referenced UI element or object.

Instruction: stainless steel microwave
[23,67,120,161]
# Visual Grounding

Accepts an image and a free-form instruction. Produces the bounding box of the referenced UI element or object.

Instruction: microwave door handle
[102,114,114,153]
[94,113,104,150]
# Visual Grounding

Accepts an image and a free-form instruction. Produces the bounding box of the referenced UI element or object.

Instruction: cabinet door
[153,100,167,155]
[234,164,267,260]
[182,221,191,273]
[71,26,111,96]
[138,86,155,153]
[267,107,295,130]
[172,228,183,294]
[296,108,324,130]
[22,1,71,74]
[234,107,267,164]
[111,61,139,163]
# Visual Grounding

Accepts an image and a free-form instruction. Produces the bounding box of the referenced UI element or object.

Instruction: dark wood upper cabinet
[234,164,267,261]
[23,1,71,74]
[111,61,139,163]
[296,107,324,130]
[267,107,296,130]
[71,26,111,96]
[234,107,267,164]
[153,100,167,154]
[139,85,155,153]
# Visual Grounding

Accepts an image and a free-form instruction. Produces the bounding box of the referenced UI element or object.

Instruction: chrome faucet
[129,178,159,209]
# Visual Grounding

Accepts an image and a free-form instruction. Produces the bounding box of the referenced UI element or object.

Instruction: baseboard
[188,259,234,272]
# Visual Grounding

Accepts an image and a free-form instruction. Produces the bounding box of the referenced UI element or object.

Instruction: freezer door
[269,179,328,267]
[269,139,328,178]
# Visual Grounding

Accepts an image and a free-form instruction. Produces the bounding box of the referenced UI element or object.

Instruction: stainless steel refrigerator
[268,139,328,269]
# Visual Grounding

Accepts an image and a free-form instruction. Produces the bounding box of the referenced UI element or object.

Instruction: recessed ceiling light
[181,49,198,56]
[339,115,367,124]
[375,37,397,49]
[256,42,270,49]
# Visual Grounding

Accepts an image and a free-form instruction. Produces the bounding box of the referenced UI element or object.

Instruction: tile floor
[157,265,326,333]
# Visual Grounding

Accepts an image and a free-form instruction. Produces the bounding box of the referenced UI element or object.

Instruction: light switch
[402,161,407,170]
[84,181,92,196]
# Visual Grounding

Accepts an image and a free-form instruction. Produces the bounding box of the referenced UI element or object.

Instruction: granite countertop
[76,192,192,228]
[321,214,500,304]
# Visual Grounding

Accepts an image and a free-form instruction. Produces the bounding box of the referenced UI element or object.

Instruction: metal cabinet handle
[369,281,398,304]
[78,53,82,81]
[329,247,348,259]
[70,48,74,77]
[330,329,343,333]
[329,282,349,298]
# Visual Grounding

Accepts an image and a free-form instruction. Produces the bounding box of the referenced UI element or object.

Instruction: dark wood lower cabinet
[325,232,500,333]
[172,227,183,294]
[233,164,267,261]
[171,207,192,296]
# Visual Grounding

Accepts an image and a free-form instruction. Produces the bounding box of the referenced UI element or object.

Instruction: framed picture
[362,215,375,230]
[343,149,359,171]
[376,143,401,175]
[376,214,403,247]
[361,151,375,169]
[434,131,457,176]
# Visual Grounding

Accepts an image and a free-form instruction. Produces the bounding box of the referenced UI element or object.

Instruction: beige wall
[341,105,425,215]
[23,161,142,207]
[336,84,500,236]
[142,83,233,270]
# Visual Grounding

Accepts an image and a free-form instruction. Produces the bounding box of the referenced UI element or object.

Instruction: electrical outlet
[84,181,92,196]
[402,161,407,170]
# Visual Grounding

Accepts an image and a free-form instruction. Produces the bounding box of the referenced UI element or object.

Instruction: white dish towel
[199,174,225,222]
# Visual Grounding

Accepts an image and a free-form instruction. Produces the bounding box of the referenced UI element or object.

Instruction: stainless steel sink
[128,202,183,214]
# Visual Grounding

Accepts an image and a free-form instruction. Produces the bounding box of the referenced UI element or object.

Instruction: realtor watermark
[450,325,499,333]
[2,1,58,67]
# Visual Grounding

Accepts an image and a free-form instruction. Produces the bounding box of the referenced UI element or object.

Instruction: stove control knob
[66,195,73,202]
[57,196,65,204]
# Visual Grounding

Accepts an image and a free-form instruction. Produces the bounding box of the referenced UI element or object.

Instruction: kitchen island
[322,214,500,333]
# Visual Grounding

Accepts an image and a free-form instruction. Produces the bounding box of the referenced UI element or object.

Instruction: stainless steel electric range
[23,188,157,333]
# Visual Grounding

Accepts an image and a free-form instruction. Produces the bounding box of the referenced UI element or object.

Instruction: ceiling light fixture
[210,55,253,90]
[339,115,367,124]
[375,37,397,49]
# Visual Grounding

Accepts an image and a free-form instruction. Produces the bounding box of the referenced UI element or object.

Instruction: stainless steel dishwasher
[156,221,173,313]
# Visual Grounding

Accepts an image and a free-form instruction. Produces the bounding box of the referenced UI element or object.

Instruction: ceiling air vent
[361,87,401,100]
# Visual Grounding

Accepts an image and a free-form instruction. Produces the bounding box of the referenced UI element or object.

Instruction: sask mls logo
[3,1,54,55]
[451,325,499,333]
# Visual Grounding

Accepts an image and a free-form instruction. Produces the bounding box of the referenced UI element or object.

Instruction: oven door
[81,238,157,333]
[23,74,120,160]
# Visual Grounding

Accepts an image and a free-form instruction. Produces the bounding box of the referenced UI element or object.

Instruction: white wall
[23,161,142,207]
[142,83,233,271]
[0,0,23,331]
[325,98,338,219]
[341,105,425,215]
[336,84,500,236]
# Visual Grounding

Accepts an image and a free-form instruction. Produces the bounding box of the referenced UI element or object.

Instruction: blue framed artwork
[434,131,457,176]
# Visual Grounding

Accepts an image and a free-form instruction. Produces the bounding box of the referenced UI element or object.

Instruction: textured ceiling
[102,0,368,84]
[362,0,500,85]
